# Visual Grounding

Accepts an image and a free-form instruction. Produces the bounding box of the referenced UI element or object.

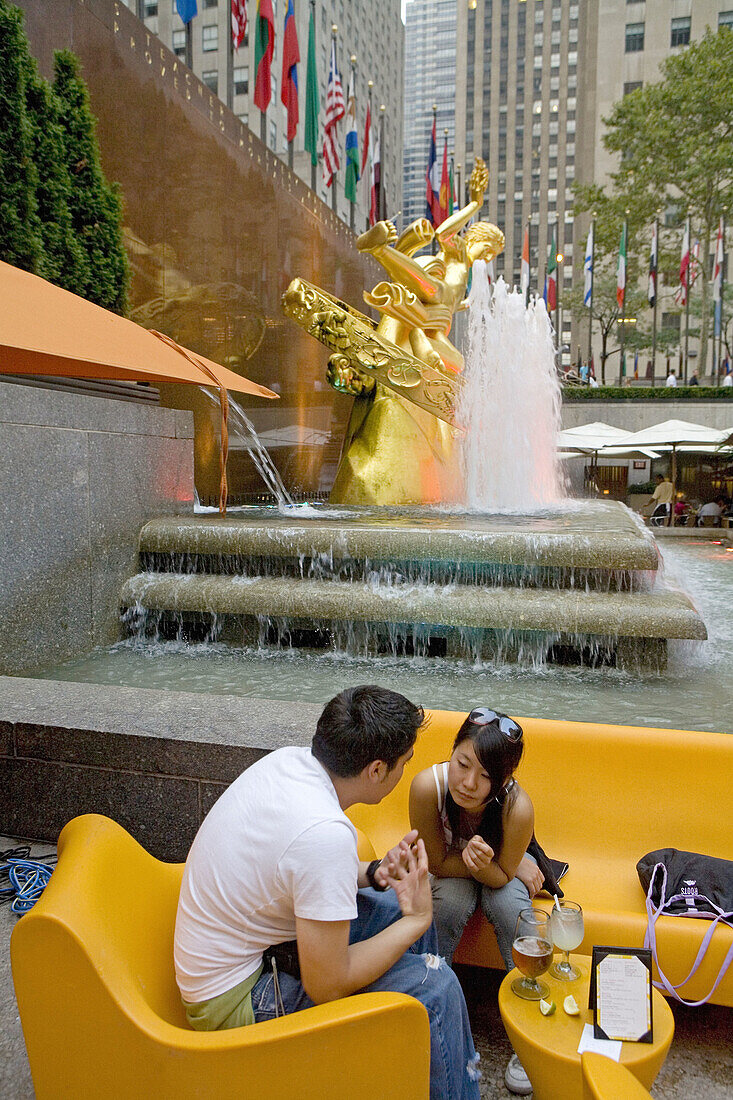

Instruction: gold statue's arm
[435,158,489,246]
[357,221,442,302]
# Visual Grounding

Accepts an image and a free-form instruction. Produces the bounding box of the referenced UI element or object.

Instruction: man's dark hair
[312,685,424,777]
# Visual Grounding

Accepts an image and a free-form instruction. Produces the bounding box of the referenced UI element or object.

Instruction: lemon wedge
[563,995,580,1016]
[539,998,556,1016]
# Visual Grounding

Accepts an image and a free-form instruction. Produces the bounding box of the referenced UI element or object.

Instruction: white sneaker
[504,1053,532,1096]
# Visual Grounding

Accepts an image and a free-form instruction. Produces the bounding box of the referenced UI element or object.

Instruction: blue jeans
[431,854,536,969]
[252,889,481,1100]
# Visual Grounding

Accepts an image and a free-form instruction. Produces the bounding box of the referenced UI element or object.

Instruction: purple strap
[643,862,733,1006]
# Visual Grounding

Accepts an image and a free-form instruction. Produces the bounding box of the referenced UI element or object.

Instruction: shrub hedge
[563,386,733,400]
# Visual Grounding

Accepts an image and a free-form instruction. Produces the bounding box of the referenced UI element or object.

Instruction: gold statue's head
[463,221,505,265]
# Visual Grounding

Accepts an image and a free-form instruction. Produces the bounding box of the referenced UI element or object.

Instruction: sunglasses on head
[468,708,523,742]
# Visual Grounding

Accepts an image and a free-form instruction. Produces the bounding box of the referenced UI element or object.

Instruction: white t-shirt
[698,502,722,517]
[723,374,732,387]
[174,746,359,1002]
[665,374,677,387]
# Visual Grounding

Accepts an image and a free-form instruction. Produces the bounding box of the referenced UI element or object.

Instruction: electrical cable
[0,845,56,914]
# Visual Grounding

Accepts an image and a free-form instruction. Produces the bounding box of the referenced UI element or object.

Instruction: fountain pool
[30,539,732,733]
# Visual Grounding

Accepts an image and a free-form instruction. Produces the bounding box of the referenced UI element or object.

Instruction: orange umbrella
[0,260,278,513]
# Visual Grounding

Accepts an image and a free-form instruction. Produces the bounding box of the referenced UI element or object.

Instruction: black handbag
[527,834,568,899]
[636,848,733,1005]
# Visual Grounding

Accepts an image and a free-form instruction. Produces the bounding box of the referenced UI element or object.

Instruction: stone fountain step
[139,501,659,573]
[120,572,706,641]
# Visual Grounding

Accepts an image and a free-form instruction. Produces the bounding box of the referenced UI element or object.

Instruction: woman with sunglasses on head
[409,708,543,1097]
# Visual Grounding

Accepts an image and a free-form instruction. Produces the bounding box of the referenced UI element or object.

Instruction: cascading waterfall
[458,264,565,511]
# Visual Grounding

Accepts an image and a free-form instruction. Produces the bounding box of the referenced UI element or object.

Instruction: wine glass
[550,900,584,980]
[511,907,553,1000]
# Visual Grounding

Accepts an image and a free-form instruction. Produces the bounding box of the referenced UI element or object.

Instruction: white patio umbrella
[557,423,658,494]
[620,420,732,523]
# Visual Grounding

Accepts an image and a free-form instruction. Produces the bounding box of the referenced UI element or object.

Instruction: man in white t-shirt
[665,370,678,387]
[175,686,480,1100]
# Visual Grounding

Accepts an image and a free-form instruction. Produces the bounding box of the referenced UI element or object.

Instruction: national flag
[438,134,449,225]
[231,0,247,49]
[344,69,360,204]
[690,237,701,287]
[616,222,626,310]
[280,0,299,142]
[648,221,657,308]
[369,125,380,226]
[634,349,639,379]
[304,6,319,167]
[583,222,594,307]
[546,232,557,312]
[253,0,275,112]
[713,217,724,337]
[176,0,197,23]
[425,118,440,225]
[678,219,690,306]
[448,159,455,216]
[322,37,345,187]
[520,224,530,299]
[361,99,371,178]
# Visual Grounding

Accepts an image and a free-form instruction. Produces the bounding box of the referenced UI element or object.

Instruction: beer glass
[550,900,584,980]
[511,907,553,1000]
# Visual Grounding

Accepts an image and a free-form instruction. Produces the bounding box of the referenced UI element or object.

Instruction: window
[720,11,733,28]
[172,29,186,57]
[671,17,691,47]
[625,23,644,52]
[144,0,157,15]
[202,24,218,51]
[202,70,218,93]
[233,66,248,96]
[203,0,217,7]
[662,313,681,336]
[623,81,642,95]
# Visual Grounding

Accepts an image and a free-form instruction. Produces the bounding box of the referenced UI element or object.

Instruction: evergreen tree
[53,50,129,315]
[0,0,44,273]
[25,66,89,292]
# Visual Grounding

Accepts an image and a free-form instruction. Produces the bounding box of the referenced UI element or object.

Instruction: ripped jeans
[252,888,481,1100]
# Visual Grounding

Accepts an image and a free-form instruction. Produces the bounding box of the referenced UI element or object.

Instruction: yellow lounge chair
[11,814,429,1100]
[581,1052,653,1099]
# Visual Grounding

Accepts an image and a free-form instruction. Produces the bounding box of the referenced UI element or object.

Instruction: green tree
[587,28,733,376]
[53,50,129,314]
[0,0,44,273]
[25,66,89,292]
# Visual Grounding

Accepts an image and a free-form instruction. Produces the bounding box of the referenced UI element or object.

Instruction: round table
[498,955,674,1100]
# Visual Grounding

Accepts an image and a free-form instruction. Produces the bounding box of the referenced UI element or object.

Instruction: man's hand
[462,835,494,875]
[372,828,419,889]
[381,837,432,930]
[516,856,544,899]
[468,157,489,205]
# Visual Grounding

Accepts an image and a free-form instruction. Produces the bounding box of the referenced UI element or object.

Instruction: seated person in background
[409,708,541,1097]
[673,495,692,525]
[174,685,481,1100]
[696,499,723,526]
[650,473,674,525]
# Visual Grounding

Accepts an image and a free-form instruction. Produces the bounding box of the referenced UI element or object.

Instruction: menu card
[589,946,653,1043]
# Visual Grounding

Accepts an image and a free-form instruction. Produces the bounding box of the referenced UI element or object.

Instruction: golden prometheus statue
[282,158,504,505]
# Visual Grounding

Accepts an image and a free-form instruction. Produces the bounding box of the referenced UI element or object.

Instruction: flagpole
[554,226,560,353]
[330,26,339,213]
[430,103,437,255]
[718,211,727,387]
[456,164,462,209]
[309,0,317,191]
[366,81,373,230]
[651,216,658,388]
[683,214,691,383]
[349,55,356,233]
[618,217,627,387]
[226,6,234,110]
[185,16,193,71]
[587,216,595,367]
[379,103,386,221]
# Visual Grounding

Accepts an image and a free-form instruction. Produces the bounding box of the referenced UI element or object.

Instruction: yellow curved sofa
[11,814,430,1100]
[348,709,733,1007]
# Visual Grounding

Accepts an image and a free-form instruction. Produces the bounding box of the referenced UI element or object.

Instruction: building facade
[448,0,732,372]
[127,0,404,229]
[403,0,458,228]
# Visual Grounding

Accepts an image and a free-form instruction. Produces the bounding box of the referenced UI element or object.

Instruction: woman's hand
[516,856,544,899]
[462,834,494,874]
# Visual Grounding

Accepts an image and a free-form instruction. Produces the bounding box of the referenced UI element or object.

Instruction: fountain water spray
[459,264,564,511]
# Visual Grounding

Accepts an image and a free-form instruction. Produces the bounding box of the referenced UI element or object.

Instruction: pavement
[1,836,731,1099]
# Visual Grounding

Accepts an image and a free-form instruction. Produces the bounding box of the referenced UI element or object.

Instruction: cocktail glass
[550,900,584,980]
[511,907,553,1000]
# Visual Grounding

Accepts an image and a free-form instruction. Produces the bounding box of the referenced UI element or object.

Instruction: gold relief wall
[19,0,377,499]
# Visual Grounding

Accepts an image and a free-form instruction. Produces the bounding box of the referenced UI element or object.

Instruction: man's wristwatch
[366,858,388,891]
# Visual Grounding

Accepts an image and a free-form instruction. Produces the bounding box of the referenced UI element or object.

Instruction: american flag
[231,0,247,50]
[322,38,345,188]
